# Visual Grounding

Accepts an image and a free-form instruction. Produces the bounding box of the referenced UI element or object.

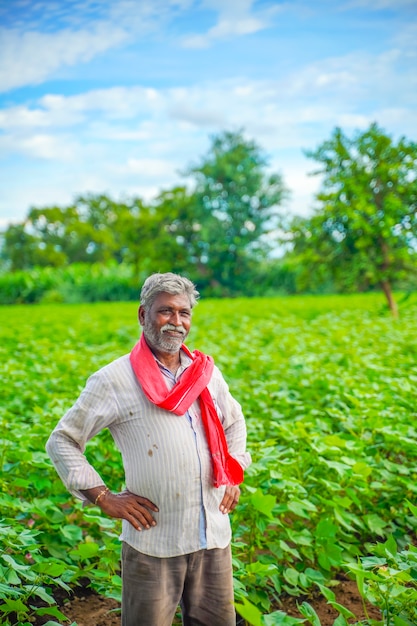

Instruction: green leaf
[384,534,398,558]
[5,568,21,585]
[250,489,276,519]
[287,501,311,519]
[246,562,277,577]
[304,569,326,584]
[0,597,28,615]
[329,602,355,619]
[1,553,30,572]
[36,606,69,621]
[235,597,264,626]
[33,560,67,577]
[279,540,301,559]
[364,514,387,535]
[69,542,99,560]
[0,582,22,598]
[315,519,337,539]
[263,610,305,625]
[61,524,83,543]
[298,601,322,626]
[27,585,55,604]
[346,563,384,582]
[316,583,335,602]
[352,461,372,478]
[393,617,412,626]
[283,568,299,587]
[406,500,417,518]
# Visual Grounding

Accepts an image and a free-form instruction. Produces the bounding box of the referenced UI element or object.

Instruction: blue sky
[0,0,416,228]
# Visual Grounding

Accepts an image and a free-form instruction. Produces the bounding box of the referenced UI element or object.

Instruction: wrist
[94,487,110,506]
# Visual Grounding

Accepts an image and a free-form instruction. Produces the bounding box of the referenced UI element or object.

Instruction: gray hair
[140,273,200,309]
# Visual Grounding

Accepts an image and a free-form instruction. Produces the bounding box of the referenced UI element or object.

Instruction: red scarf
[129,334,243,487]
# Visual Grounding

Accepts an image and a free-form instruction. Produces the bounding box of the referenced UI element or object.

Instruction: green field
[1,294,417,625]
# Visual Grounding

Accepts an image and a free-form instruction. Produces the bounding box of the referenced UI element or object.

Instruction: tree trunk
[381,279,398,318]
[378,237,399,318]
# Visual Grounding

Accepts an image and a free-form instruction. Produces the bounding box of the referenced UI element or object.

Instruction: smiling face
[139,291,192,355]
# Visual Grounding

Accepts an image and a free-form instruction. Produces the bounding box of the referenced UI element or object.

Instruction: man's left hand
[219,485,240,514]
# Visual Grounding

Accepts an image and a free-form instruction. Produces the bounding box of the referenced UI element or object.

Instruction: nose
[171,311,182,326]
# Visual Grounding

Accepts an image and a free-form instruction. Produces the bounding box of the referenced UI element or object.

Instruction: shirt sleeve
[46,370,119,500]
[209,366,252,471]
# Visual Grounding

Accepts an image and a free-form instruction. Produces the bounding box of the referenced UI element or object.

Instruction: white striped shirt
[46,349,251,558]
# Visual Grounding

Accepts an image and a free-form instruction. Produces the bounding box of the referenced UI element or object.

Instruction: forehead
[151,291,192,310]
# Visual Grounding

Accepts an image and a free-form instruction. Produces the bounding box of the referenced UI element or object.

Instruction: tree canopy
[186,130,288,294]
[2,125,417,306]
[286,123,417,315]
[1,130,288,297]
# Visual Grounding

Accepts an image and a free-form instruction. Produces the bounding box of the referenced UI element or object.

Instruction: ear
[138,306,145,326]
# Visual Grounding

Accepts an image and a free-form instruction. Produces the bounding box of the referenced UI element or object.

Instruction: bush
[0,263,143,305]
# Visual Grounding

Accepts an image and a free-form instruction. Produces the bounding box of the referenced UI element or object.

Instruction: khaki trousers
[121,542,236,626]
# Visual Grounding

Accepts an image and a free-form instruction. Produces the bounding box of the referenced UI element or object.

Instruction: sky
[0,0,416,228]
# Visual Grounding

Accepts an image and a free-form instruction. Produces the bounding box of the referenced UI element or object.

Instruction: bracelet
[94,487,110,505]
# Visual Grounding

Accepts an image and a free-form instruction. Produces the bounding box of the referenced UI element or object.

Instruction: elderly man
[46,272,251,626]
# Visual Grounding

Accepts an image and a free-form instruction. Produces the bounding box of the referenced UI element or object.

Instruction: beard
[143,320,188,354]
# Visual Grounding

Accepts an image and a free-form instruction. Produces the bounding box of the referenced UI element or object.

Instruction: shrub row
[0,263,144,305]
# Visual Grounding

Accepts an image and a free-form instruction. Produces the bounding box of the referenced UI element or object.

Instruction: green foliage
[286,123,417,315]
[2,124,417,308]
[0,131,288,298]
[187,129,288,294]
[346,531,417,624]
[0,257,303,305]
[0,263,142,305]
[2,196,125,270]
[1,293,417,624]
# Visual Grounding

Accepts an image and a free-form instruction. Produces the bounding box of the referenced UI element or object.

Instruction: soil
[33,574,381,625]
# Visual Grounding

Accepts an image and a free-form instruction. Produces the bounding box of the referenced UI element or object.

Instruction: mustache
[160,324,186,336]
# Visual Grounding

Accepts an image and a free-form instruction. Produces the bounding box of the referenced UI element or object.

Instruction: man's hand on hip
[99,490,159,531]
[80,486,159,531]
[219,485,240,514]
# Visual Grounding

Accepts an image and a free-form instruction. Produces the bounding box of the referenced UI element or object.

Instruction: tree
[117,189,193,276]
[2,195,127,270]
[70,194,122,263]
[1,223,62,270]
[287,123,417,316]
[146,186,203,277]
[186,130,288,295]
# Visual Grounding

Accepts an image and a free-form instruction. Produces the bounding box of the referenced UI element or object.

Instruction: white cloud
[0,130,79,160]
[125,157,178,179]
[1,1,416,225]
[18,133,78,160]
[0,101,82,129]
[0,25,128,93]
[1,35,416,170]
[168,102,228,127]
[181,0,281,48]
[182,16,265,48]
[39,86,161,122]
[0,87,162,134]
[279,160,322,217]
[0,0,194,93]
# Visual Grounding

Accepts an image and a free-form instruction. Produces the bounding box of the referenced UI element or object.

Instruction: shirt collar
[155,348,193,380]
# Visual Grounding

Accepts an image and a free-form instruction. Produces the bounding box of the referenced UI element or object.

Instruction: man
[46,272,251,626]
